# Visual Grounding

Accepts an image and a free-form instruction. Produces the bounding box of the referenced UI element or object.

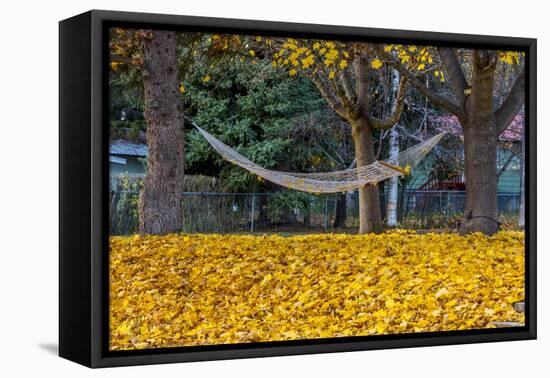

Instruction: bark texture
[459,51,499,235]
[333,193,347,228]
[138,30,185,234]
[334,160,356,228]
[352,119,383,234]
[386,69,401,227]
[386,126,399,227]
[460,122,499,234]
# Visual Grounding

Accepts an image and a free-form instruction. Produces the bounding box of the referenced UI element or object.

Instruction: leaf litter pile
[109,231,524,350]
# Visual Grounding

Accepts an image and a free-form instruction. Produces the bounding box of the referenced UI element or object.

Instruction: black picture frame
[59,9,537,368]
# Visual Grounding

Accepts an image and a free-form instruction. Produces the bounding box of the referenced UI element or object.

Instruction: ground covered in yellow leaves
[109,231,525,351]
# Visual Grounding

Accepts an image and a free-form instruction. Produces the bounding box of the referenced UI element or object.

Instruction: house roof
[110,139,148,157]
[431,112,524,142]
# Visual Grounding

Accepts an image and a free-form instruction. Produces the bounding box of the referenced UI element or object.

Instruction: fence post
[250,194,256,232]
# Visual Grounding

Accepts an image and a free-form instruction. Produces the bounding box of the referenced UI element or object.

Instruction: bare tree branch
[375,45,464,118]
[332,74,358,116]
[339,69,356,105]
[365,74,407,129]
[355,56,369,115]
[376,129,390,159]
[310,74,349,120]
[495,67,525,134]
[437,47,468,103]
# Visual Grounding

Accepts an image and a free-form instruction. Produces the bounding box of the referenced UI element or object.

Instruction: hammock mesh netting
[195,125,445,194]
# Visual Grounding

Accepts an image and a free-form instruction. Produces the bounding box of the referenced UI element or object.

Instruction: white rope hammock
[195,124,445,194]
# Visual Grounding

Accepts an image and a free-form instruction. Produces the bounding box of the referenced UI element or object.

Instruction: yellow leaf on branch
[371,59,383,69]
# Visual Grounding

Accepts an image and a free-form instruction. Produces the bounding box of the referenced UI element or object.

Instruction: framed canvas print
[59,10,536,368]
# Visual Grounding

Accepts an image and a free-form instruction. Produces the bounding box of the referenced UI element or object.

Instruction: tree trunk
[385,69,400,227]
[459,51,499,235]
[352,119,383,234]
[333,193,347,228]
[138,30,185,234]
[386,130,399,227]
[256,194,270,227]
[398,177,409,222]
[334,160,356,228]
[460,125,499,235]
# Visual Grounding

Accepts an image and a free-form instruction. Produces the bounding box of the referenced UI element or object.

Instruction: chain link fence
[109,190,521,235]
[396,190,520,230]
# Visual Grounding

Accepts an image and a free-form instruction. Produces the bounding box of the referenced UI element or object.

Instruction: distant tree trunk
[398,177,409,222]
[386,128,399,227]
[256,194,270,227]
[138,30,185,234]
[303,202,311,227]
[334,159,355,228]
[333,193,347,228]
[459,51,499,235]
[352,118,383,234]
[519,126,526,228]
[386,69,400,227]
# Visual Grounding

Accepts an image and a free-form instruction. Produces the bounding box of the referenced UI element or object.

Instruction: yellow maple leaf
[371,59,383,69]
[435,287,449,299]
[339,59,348,69]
